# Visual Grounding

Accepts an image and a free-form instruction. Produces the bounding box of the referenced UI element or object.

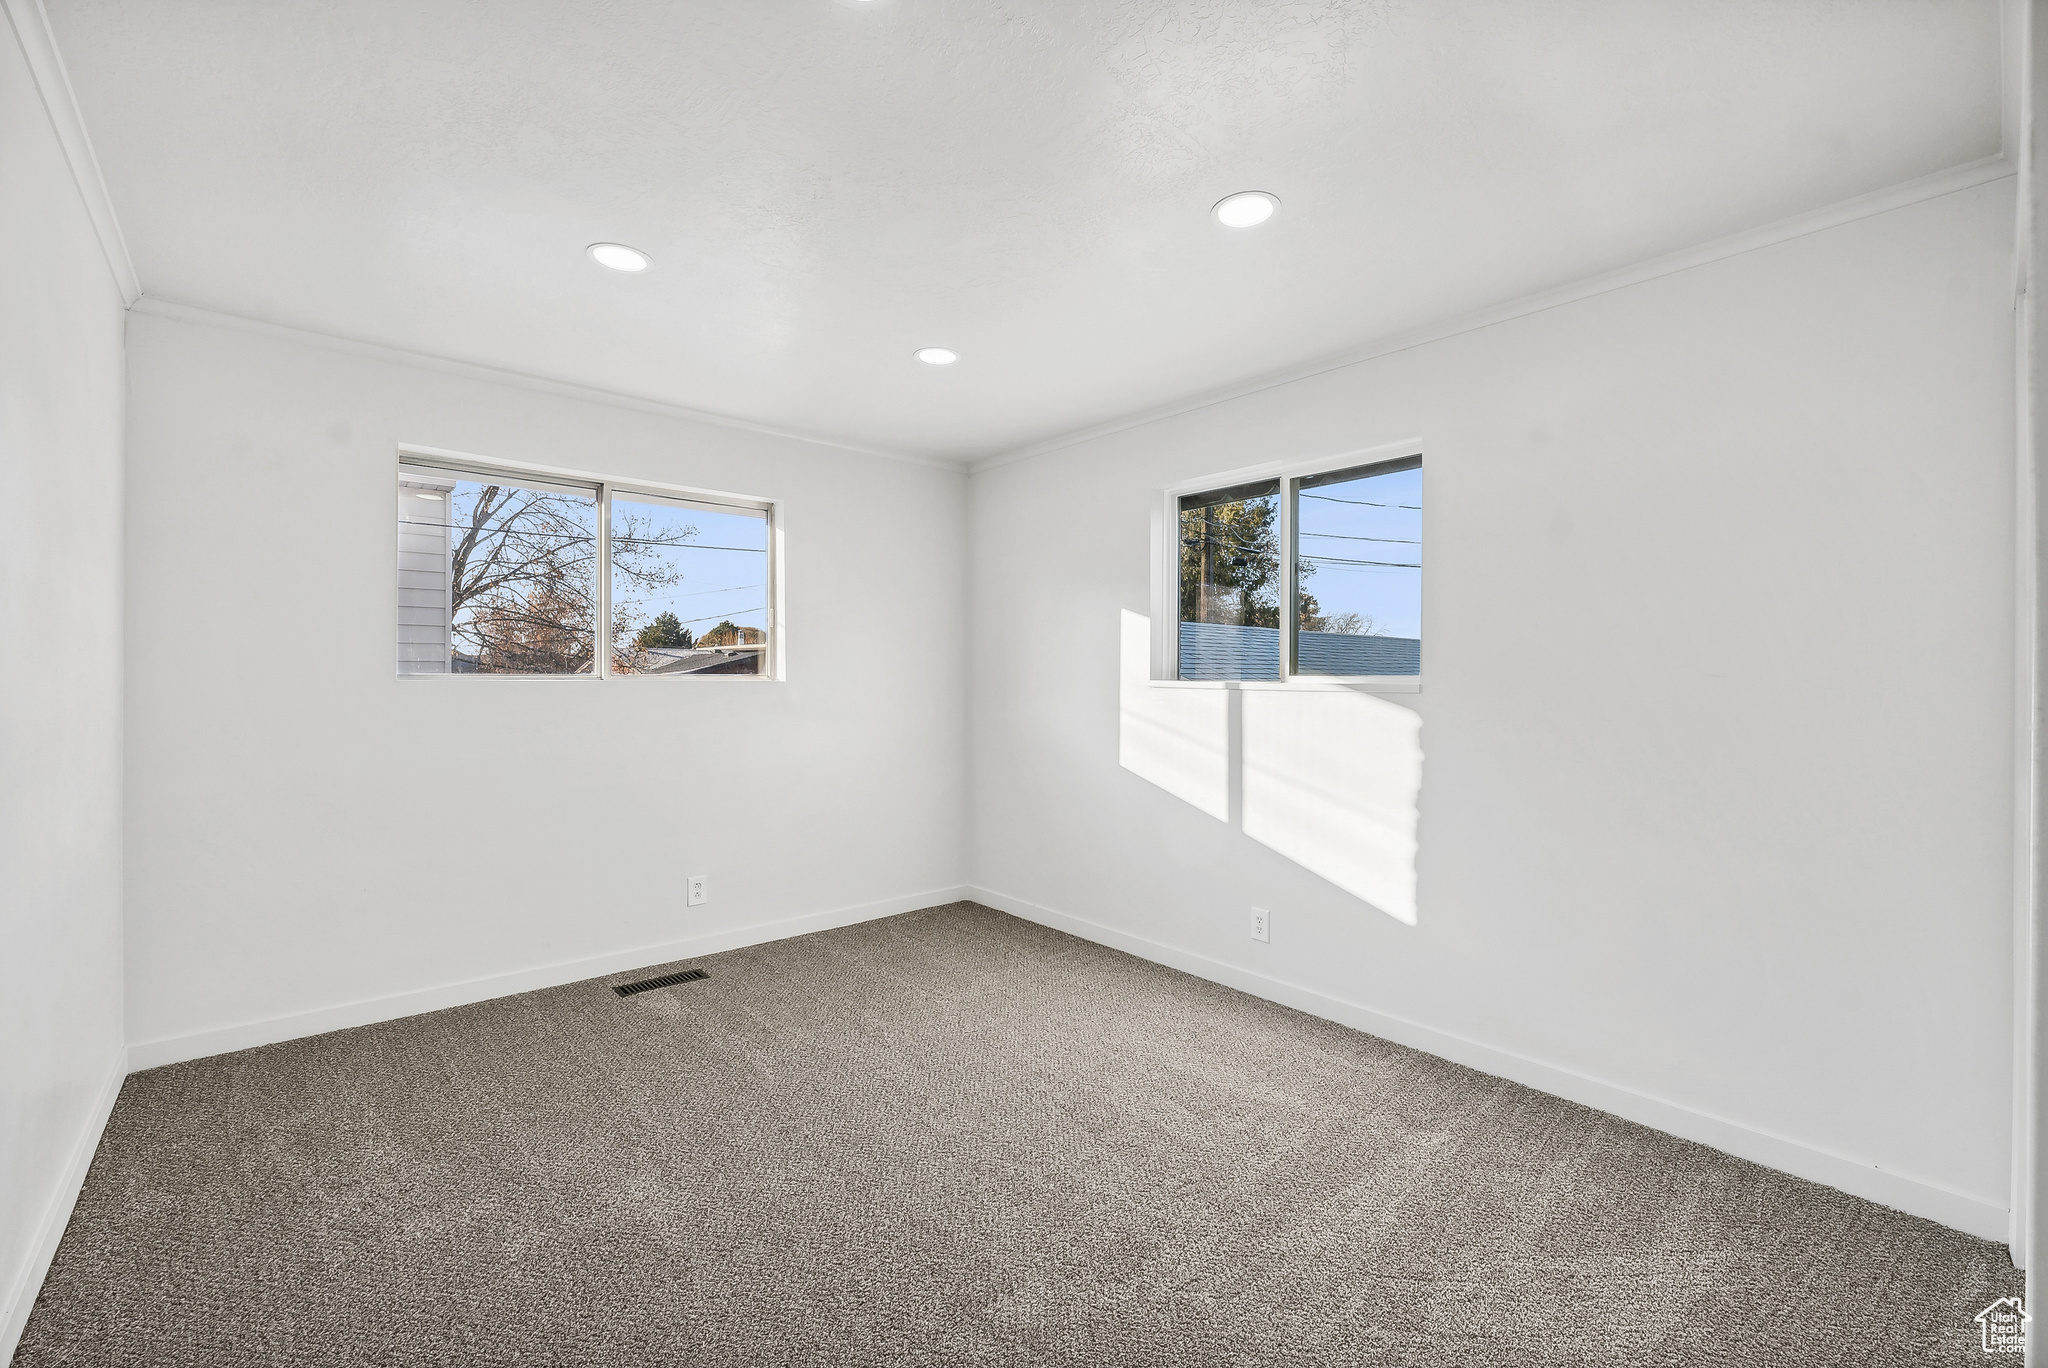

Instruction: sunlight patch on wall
[1119,609,1420,923]
[1242,688,1420,924]
[1119,609,1229,821]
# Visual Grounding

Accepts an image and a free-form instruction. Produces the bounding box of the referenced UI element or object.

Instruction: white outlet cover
[1251,907,1269,943]
[688,875,708,907]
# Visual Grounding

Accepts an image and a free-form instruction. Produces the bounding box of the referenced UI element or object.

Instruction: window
[1172,452,1420,685]
[396,455,776,678]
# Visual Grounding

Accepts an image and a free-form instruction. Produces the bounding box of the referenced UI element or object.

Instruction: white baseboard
[106,882,2013,1244]
[1,1054,125,1368]
[127,886,971,1072]
[968,885,2011,1245]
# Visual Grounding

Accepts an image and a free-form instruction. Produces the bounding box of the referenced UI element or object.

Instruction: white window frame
[395,444,785,682]
[1154,438,1421,694]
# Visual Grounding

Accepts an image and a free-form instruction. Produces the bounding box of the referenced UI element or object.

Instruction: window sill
[1151,676,1420,694]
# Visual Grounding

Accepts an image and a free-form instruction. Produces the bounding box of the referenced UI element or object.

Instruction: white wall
[970,178,2021,1239]
[0,13,127,1358]
[123,313,968,1061]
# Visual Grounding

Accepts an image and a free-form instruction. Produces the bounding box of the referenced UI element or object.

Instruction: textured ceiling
[50,0,2001,463]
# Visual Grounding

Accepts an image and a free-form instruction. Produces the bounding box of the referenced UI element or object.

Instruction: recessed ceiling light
[1212,191,1280,229]
[587,242,651,272]
[914,347,959,366]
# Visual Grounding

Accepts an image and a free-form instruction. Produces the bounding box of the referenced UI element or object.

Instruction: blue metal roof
[1177,622,1419,681]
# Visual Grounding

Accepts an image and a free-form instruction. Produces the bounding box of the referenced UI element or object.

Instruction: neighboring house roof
[1299,630,1421,676]
[1177,621,1419,680]
[1178,621,1281,680]
[637,646,763,676]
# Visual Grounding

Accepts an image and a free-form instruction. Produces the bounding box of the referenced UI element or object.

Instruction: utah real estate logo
[1976,1296,2027,1354]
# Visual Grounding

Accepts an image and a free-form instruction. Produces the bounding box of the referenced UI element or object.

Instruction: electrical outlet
[1250,907,1269,943]
[687,875,708,907]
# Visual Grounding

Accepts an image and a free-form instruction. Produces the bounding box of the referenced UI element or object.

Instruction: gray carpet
[17,902,2020,1366]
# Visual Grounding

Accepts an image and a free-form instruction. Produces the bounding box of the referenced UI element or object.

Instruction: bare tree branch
[442,484,698,674]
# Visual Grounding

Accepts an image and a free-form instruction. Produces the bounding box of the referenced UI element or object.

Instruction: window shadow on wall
[1117,609,1421,924]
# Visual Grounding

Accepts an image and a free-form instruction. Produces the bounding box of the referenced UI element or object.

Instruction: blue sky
[1296,464,1421,639]
[609,495,768,639]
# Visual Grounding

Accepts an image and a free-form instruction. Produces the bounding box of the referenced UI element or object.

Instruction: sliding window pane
[1292,457,1421,676]
[611,494,769,676]
[395,468,599,675]
[1177,479,1282,680]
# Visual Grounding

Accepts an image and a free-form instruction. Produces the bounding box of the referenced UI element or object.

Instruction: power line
[612,538,766,553]
[1299,531,1419,545]
[1301,493,1421,510]
[1298,553,1420,569]
[1181,532,1418,561]
[660,607,769,628]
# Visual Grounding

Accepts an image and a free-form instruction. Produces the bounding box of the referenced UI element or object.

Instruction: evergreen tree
[634,612,692,649]
[1179,493,1291,628]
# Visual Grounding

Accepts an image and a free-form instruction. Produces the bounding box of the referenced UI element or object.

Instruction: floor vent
[613,968,708,997]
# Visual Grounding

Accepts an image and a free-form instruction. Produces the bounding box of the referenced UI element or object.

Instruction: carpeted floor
[17,902,2021,1366]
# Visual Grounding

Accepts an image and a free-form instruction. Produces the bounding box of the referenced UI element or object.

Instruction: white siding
[395,477,453,673]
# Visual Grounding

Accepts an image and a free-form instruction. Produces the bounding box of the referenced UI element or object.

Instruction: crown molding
[128,296,966,473]
[972,154,2018,477]
[5,0,139,305]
